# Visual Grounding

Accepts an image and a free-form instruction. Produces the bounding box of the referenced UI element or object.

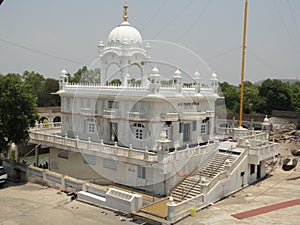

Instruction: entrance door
[257,164,261,179]
[183,123,190,142]
[110,122,118,142]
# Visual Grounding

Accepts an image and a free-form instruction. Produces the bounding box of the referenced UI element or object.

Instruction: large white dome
[108,21,142,44]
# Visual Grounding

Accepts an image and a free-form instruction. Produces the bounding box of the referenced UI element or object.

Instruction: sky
[0,0,300,85]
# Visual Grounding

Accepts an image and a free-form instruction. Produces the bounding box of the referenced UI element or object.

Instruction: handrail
[181,175,201,200]
[29,131,157,162]
[181,144,231,200]
[29,130,218,164]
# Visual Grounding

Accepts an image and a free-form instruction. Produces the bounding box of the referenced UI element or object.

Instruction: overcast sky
[0,0,300,85]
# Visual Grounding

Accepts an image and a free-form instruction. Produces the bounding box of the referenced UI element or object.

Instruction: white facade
[29,5,277,200]
[57,6,219,152]
[50,5,220,195]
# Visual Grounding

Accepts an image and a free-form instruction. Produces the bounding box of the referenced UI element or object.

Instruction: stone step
[171,152,239,204]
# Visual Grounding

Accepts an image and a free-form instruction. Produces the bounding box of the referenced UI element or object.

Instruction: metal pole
[239,0,249,128]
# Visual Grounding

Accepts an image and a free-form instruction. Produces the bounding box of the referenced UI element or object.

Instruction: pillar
[35,146,39,167]
[167,195,176,221]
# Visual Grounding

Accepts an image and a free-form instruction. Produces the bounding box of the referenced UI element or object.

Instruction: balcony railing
[181,112,206,120]
[160,113,179,121]
[103,109,118,119]
[32,122,62,130]
[248,142,277,164]
[128,112,146,121]
[29,129,218,165]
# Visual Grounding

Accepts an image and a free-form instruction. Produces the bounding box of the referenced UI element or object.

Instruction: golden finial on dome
[123,3,128,21]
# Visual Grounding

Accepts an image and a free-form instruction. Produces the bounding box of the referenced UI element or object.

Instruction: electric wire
[175,0,213,42]
[286,0,300,39]
[0,37,84,65]
[272,1,300,58]
[151,0,196,39]
[140,0,170,32]
[247,47,282,76]
[204,46,240,62]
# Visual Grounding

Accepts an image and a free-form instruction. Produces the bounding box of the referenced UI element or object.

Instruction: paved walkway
[232,198,300,219]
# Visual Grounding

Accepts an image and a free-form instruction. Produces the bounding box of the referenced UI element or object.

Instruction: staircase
[171,151,239,203]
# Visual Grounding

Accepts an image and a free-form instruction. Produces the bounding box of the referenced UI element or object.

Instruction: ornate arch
[105,62,122,83]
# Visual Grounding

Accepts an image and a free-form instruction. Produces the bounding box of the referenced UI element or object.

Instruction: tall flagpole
[239,0,249,128]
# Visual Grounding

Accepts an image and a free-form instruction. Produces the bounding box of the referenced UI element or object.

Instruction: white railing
[27,165,109,194]
[128,112,146,120]
[32,122,62,130]
[240,131,269,143]
[29,131,157,163]
[29,130,218,164]
[248,143,277,161]
[181,111,206,120]
[172,194,204,222]
[160,112,179,121]
[168,143,218,161]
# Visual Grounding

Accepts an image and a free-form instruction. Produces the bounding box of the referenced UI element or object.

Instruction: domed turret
[107,4,142,45]
[210,72,218,93]
[59,69,68,91]
[99,4,148,86]
[108,21,142,44]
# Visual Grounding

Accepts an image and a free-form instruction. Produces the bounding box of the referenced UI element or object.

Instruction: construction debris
[270,129,299,144]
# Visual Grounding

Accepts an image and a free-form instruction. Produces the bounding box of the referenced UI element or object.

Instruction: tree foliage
[259,79,293,114]
[219,82,240,113]
[22,71,60,107]
[0,73,38,151]
[38,78,60,107]
[68,66,100,83]
[219,79,300,115]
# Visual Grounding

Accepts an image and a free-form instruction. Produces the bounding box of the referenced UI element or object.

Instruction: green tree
[243,81,265,114]
[219,82,240,113]
[69,66,100,83]
[22,70,45,98]
[290,82,300,111]
[38,78,60,107]
[259,79,292,114]
[0,73,38,154]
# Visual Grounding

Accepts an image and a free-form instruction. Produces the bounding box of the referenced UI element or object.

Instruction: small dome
[108,21,142,44]
[194,71,200,77]
[152,66,159,74]
[174,69,181,76]
[61,69,67,75]
[60,69,68,78]
[98,41,104,47]
[211,72,217,80]
[264,115,269,122]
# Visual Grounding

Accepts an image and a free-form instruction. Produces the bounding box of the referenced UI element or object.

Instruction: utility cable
[151,0,196,39]
[175,0,213,42]
[273,1,300,59]
[0,37,84,65]
[140,0,170,32]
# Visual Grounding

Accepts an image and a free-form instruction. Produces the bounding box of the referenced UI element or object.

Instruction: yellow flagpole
[239,0,249,128]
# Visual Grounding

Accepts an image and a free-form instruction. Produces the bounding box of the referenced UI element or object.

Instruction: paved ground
[0,181,142,225]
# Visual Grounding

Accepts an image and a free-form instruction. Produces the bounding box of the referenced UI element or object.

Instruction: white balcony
[103,109,118,119]
[128,112,146,121]
[160,113,179,121]
[181,112,206,120]
[248,142,278,165]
